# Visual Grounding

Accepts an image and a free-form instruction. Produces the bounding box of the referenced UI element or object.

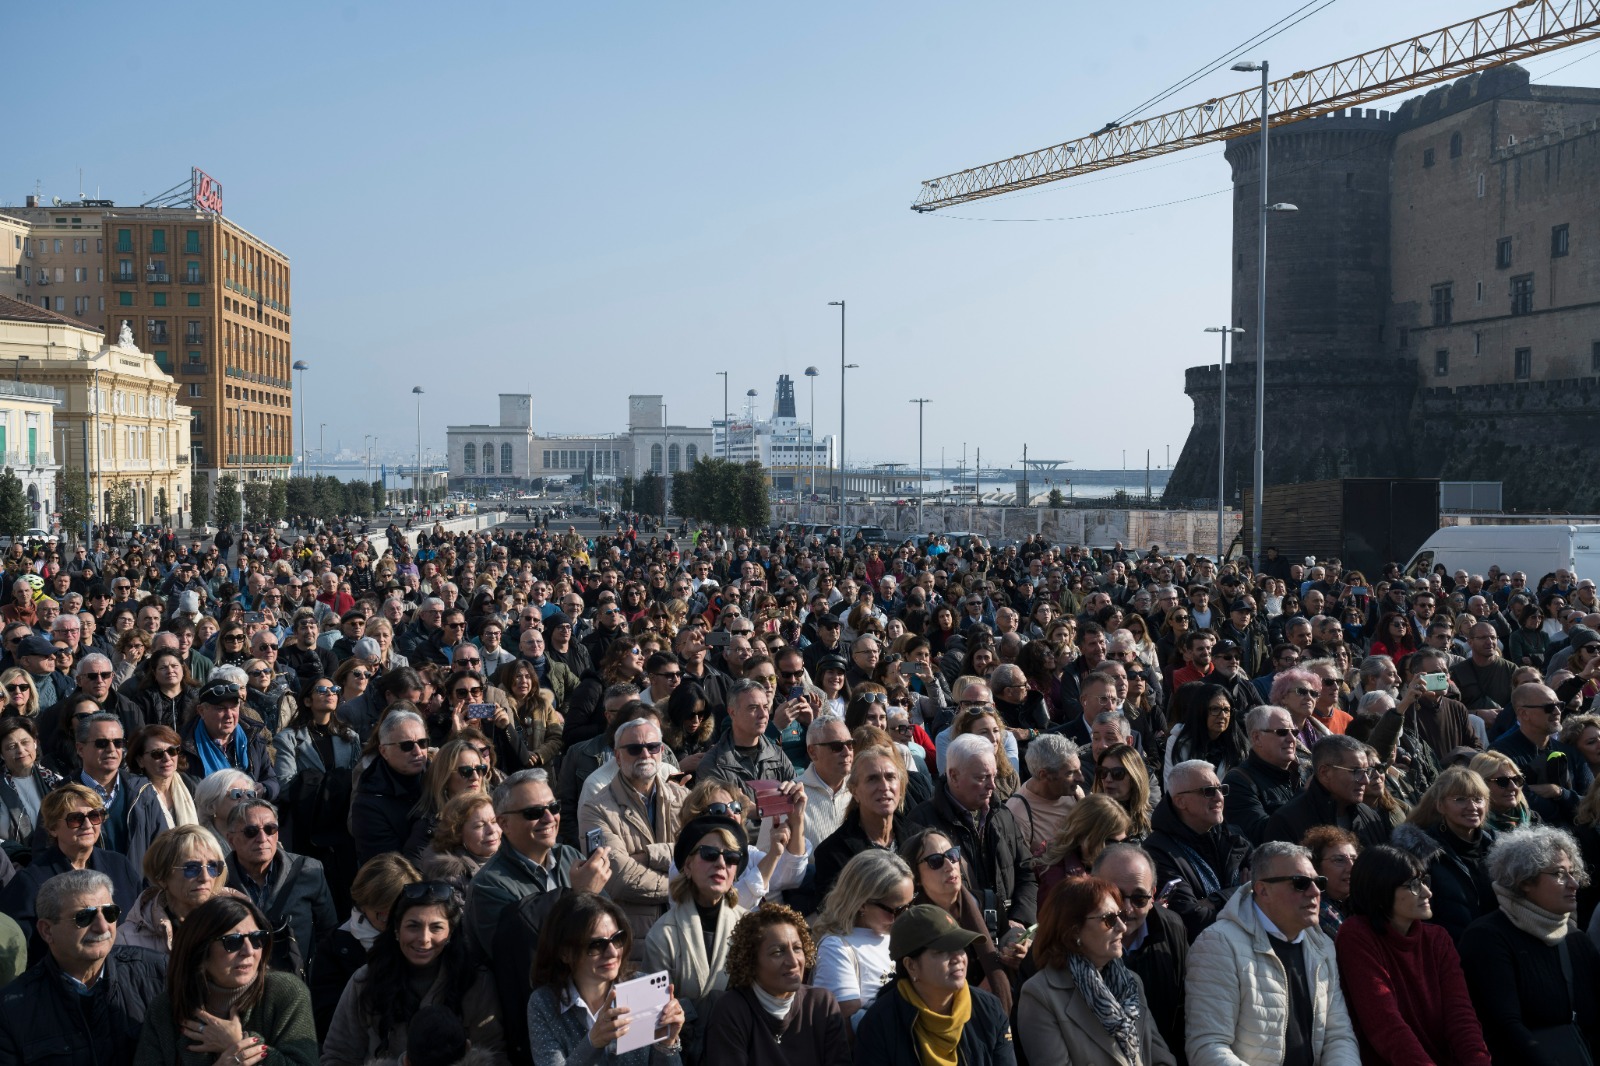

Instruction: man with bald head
[1450,621,1518,716]
[1491,681,1579,823]
[1092,845,1188,1058]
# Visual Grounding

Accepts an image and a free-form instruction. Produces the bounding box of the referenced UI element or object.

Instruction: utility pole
[909,398,930,530]
[715,370,729,460]
[1021,442,1029,506]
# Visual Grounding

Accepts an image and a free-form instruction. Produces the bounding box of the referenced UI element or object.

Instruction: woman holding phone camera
[528,891,686,1065]
[429,669,529,773]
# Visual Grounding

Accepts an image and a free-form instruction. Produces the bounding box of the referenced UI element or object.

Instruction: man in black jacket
[1144,760,1251,942]
[1262,732,1390,850]
[225,799,336,980]
[349,708,428,863]
[0,869,165,1066]
[1223,705,1307,844]
[1093,844,1189,1066]
[907,733,1038,930]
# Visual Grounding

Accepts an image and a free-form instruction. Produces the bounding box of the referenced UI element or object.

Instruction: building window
[1514,348,1532,380]
[482,443,493,474]
[1398,327,1410,350]
[668,444,682,472]
[150,229,166,253]
[188,383,202,398]
[1496,237,1513,269]
[1474,332,1482,355]
[118,292,133,306]
[153,351,169,372]
[187,293,201,307]
[152,292,167,307]
[1435,350,1449,376]
[1477,173,1486,197]
[464,443,476,474]
[1553,224,1570,257]
[1511,274,1534,316]
[185,230,200,254]
[686,444,698,465]
[650,444,663,473]
[1431,284,1452,326]
[501,443,512,473]
[1476,280,1484,302]
[1448,132,1463,158]
[1423,147,1435,168]
[1592,341,1600,375]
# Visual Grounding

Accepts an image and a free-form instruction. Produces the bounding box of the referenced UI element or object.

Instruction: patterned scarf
[1066,953,1143,1061]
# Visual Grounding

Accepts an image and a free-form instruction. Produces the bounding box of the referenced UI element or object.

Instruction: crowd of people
[0,518,1594,1065]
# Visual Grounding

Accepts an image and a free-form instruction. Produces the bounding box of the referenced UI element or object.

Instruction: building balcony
[184,332,204,345]
[181,272,204,285]
[0,451,54,469]
[146,273,170,284]
[181,362,207,375]
[113,272,136,283]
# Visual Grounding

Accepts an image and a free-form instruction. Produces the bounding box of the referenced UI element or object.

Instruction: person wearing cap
[15,634,71,711]
[179,677,278,802]
[643,814,749,1052]
[853,902,1015,1066]
[544,609,593,679]
[1205,641,1265,717]
[1216,596,1269,680]
[803,613,846,674]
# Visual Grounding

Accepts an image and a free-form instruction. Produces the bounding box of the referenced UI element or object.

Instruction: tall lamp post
[804,366,819,506]
[715,370,729,460]
[1233,59,1298,570]
[411,386,424,507]
[1204,326,1245,561]
[826,300,855,521]
[909,398,930,532]
[292,360,309,477]
[319,423,327,475]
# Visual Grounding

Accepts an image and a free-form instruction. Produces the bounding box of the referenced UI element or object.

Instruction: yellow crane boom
[911,0,1600,212]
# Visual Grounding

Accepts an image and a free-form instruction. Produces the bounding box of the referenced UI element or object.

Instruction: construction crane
[911,0,1600,211]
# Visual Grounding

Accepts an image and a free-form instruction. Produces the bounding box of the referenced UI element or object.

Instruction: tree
[735,461,770,529]
[371,480,386,513]
[267,479,288,522]
[669,458,769,528]
[1047,487,1065,508]
[214,476,241,529]
[191,477,212,528]
[630,472,663,516]
[284,476,314,518]
[0,471,27,540]
[243,481,273,524]
[107,482,134,531]
[57,470,90,540]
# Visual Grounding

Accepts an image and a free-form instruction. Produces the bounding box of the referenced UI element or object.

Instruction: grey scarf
[1066,953,1142,1061]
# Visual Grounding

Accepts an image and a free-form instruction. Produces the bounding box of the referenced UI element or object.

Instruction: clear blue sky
[9,1,1600,471]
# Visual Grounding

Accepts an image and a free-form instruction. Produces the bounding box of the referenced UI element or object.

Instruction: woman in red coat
[1335,843,1491,1066]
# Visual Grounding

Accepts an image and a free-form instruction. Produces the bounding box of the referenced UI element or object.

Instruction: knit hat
[672,814,748,876]
[352,637,383,663]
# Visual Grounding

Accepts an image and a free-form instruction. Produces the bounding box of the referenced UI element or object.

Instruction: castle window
[1435,350,1449,376]
[463,442,476,474]
[1514,348,1532,381]
[1476,280,1484,302]
[1431,284,1452,326]
[1552,224,1570,258]
[1496,238,1513,269]
[1477,174,1486,197]
[1423,148,1435,168]
[1450,131,1462,158]
[1474,332,1483,355]
[1592,341,1600,375]
[1511,274,1534,316]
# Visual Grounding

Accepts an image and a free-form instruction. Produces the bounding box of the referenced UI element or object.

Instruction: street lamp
[715,370,729,460]
[364,435,372,483]
[909,398,930,531]
[1233,59,1298,569]
[412,386,424,507]
[319,423,326,474]
[1204,326,1245,561]
[292,360,309,478]
[804,366,819,505]
[827,300,856,515]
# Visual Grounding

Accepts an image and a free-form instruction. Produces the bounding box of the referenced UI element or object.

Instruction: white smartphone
[610,970,671,1054]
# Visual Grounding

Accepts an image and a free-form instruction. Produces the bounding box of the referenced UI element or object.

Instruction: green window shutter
[118,292,133,307]
[153,293,167,307]
[27,429,35,467]
[185,230,200,253]
[151,229,167,252]
[187,293,201,307]
[154,351,170,372]
[116,229,132,252]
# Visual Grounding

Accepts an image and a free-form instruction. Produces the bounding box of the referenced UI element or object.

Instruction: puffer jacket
[1391,822,1499,942]
[1185,886,1360,1066]
[577,771,689,940]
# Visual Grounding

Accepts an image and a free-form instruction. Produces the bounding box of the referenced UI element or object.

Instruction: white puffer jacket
[1185,885,1360,1066]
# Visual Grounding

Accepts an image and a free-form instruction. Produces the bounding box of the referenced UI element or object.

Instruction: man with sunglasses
[16,634,71,711]
[224,799,335,980]
[1145,759,1251,941]
[466,768,611,965]
[577,715,688,940]
[73,713,135,856]
[350,708,429,864]
[1490,682,1581,824]
[1187,839,1359,1066]
[1090,844,1189,1062]
[0,869,165,1066]
[1224,706,1308,845]
[180,677,279,804]
[1264,734,1388,852]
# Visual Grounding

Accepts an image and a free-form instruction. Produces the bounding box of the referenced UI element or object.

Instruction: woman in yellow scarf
[855,904,1018,1065]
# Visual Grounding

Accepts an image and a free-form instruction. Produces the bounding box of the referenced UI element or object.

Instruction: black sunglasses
[693,845,742,866]
[214,929,272,953]
[515,801,561,821]
[239,823,279,839]
[400,881,456,904]
[919,847,962,871]
[705,801,742,818]
[387,739,426,754]
[1259,874,1329,893]
[455,764,489,780]
[586,929,629,956]
[60,903,121,927]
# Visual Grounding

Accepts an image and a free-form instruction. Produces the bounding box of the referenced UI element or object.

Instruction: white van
[1403,524,1600,580]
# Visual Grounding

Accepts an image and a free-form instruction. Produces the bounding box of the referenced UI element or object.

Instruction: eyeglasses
[227,788,258,801]
[144,745,182,760]
[452,686,484,698]
[1540,867,1581,886]
[1084,911,1126,930]
[586,930,629,957]
[214,930,271,954]
[1257,727,1294,738]
[1293,687,1318,698]
[239,823,279,840]
[619,741,664,758]
[61,808,107,829]
[515,801,560,821]
[694,845,742,867]
[83,671,113,682]
[1097,765,1129,783]
[1327,764,1378,781]
[1402,874,1432,895]
[311,685,340,697]
[652,671,681,683]
[175,860,224,880]
[704,801,743,818]
[1488,774,1526,789]
[454,658,481,668]
[59,904,121,927]
[1260,874,1328,894]
[455,764,489,780]
[400,881,456,904]
[1518,702,1563,715]
[1206,705,1232,716]
[919,847,962,871]
[779,668,807,680]
[386,739,426,754]
[1177,784,1229,799]
[1121,892,1154,908]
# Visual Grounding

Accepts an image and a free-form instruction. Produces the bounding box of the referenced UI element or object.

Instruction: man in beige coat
[578,715,688,941]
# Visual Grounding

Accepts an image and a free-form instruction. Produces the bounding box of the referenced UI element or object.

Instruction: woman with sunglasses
[1334,844,1491,1066]
[0,667,38,719]
[1392,767,1499,942]
[0,783,140,960]
[122,824,242,955]
[134,895,317,1066]
[430,670,528,773]
[662,681,714,773]
[271,677,361,909]
[1017,874,1175,1066]
[0,716,59,856]
[1154,609,1192,686]
[811,849,914,1028]
[674,780,804,906]
[643,815,748,1060]
[332,656,374,706]
[1093,743,1154,842]
[1472,751,1536,832]
[403,737,491,861]
[900,827,1013,1017]
[1164,684,1249,784]
[323,881,504,1066]
[528,890,687,1065]
[125,723,201,870]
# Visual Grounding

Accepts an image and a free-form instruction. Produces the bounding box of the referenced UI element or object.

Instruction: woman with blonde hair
[495,659,562,769]
[417,791,501,894]
[674,777,806,907]
[1470,750,1535,832]
[1092,742,1154,841]
[813,745,912,900]
[811,848,915,1028]
[402,736,490,860]
[121,823,241,954]
[0,667,38,719]
[1391,766,1499,941]
[1038,794,1132,904]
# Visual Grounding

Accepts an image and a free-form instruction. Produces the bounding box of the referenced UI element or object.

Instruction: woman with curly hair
[703,903,852,1066]
[403,736,491,861]
[417,792,501,895]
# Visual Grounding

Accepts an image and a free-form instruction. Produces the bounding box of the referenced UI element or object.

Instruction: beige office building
[0,216,28,305]
[0,296,190,526]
